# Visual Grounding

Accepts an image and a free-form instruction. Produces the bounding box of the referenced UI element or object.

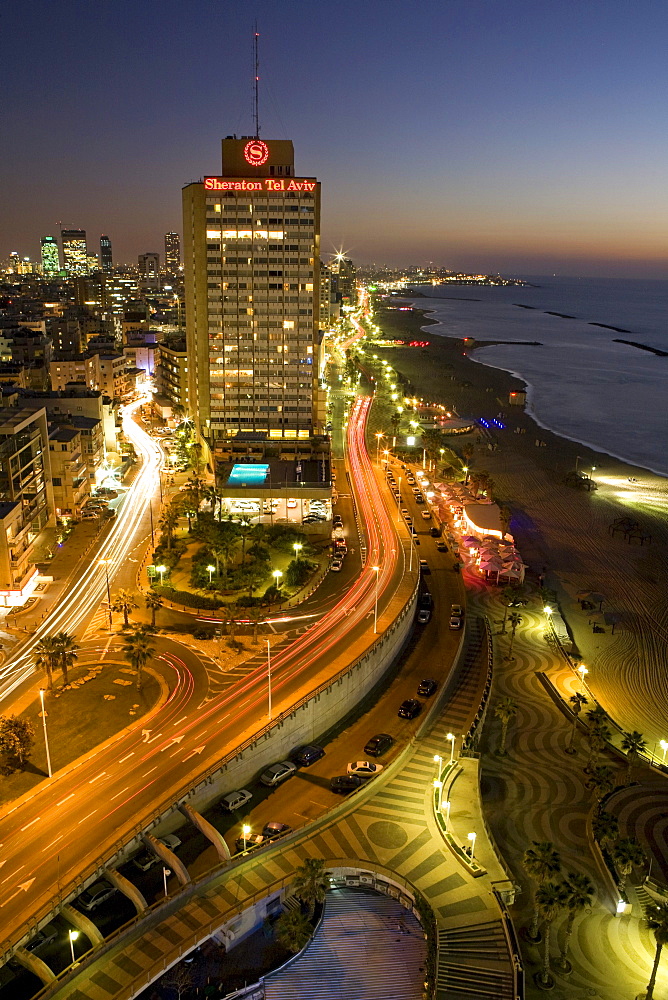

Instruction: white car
[346,760,384,778]
[220,789,253,812]
[330,556,344,572]
[132,834,182,871]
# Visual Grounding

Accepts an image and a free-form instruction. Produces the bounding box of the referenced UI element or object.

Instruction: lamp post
[39,688,52,778]
[467,831,477,860]
[577,664,588,690]
[375,431,384,464]
[267,639,272,719]
[162,867,171,898]
[443,799,451,832]
[293,542,302,562]
[447,732,456,763]
[660,740,668,766]
[396,476,402,523]
[207,564,215,584]
[69,929,78,966]
[157,564,167,585]
[99,559,112,631]
[372,565,380,633]
[242,824,251,852]
[433,753,442,782]
[463,465,469,485]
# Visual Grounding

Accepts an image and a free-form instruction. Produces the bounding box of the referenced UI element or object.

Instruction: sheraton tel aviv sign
[204,177,316,193]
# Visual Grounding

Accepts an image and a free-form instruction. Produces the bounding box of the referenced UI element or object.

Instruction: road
[0,384,411,953]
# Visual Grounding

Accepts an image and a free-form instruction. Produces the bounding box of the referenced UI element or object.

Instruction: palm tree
[145,590,163,627]
[566,692,588,753]
[621,729,647,785]
[535,880,569,986]
[506,612,522,659]
[275,906,313,954]
[498,585,518,634]
[557,873,594,972]
[52,632,79,686]
[643,901,668,1000]
[494,697,518,755]
[111,589,139,627]
[585,764,615,807]
[291,858,330,917]
[612,837,644,891]
[592,810,619,849]
[158,508,179,551]
[238,517,254,565]
[523,841,561,940]
[33,636,60,690]
[122,627,156,690]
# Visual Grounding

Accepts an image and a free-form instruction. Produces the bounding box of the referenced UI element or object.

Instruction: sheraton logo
[244,139,269,165]
[204,177,316,193]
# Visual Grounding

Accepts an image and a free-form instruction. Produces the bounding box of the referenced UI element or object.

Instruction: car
[346,760,384,778]
[132,834,182,871]
[417,678,438,697]
[436,542,448,552]
[330,556,344,572]
[81,511,100,520]
[262,821,293,840]
[430,526,441,538]
[77,879,118,911]
[220,789,253,812]
[419,559,430,574]
[449,615,463,629]
[398,699,422,720]
[259,760,298,787]
[401,508,410,517]
[333,515,343,526]
[364,733,394,757]
[417,608,431,624]
[25,924,58,953]
[421,510,432,520]
[334,539,347,554]
[451,604,463,617]
[234,832,265,853]
[406,476,416,486]
[290,744,325,767]
[411,487,421,495]
[330,774,364,794]
[414,495,425,505]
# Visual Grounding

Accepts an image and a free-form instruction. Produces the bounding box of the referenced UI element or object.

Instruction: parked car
[430,526,442,538]
[417,678,438,697]
[25,924,58,953]
[330,774,364,794]
[132,834,182,871]
[449,615,463,630]
[290,745,325,767]
[419,559,430,574]
[259,760,297,787]
[451,604,463,617]
[417,607,431,624]
[234,832,265,853]
[398,699,422,720]
[363,733,394,757]
[421,510,432,520]
[347,761,384,778]
[220,789,253,812]
[262,821,292,841]
[77,879,118,911]
[330,556,344,572]
[436,542,448,552]
[81,511,100,520]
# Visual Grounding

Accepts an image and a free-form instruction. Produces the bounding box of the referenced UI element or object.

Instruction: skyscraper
[164,232,180,274]
[40,236,60,276]
[182,136,323,448]
[61,229,88,275]
[138,252,160,289]
[100,235,113,272]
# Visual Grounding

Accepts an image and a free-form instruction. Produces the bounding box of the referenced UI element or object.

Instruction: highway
[0,383,410,954]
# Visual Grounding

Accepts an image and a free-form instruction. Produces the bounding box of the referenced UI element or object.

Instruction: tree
[111,589,139,628]
[612,837,644,891]
[498,585,518,634]
[493,697,518,755]
[643,901,668,1000]
[122,627,156,690]
[499,505,511,539]
[566,692,588,753]
[52,631,79,685]
[274,906,313,954]
[145,590,163,627]
[33,636,60,690]
[0,716,35,769]
[621,729,647,785]
[535,880,568,986]
[592,810,619,849]
[506,612,522,658]
[585,764,615,807]
[161,962,194,999]
[292,858,329,917]
[523,841,561,940]
[175,490,199,531]
[238,517,254,565]
[558,872,594,971]
[158,507,179,551]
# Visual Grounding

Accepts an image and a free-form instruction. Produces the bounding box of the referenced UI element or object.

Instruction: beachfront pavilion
[462,502,509,542]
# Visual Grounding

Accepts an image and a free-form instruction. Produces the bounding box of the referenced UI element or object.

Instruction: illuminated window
[283,321,295,329]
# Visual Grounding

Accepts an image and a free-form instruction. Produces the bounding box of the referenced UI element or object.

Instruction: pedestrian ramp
[264,887,426,1000]
[436,918,516,999]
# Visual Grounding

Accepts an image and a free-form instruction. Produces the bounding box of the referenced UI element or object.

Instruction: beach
[370,301,668,744]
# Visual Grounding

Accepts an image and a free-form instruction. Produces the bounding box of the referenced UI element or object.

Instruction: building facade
[138,252,160,289]
[182,136,324,449]
[164,232,180,274]
[40,237,60,277]
[48,425,89,516]
[61,229,89,276]
[100,235,113,272]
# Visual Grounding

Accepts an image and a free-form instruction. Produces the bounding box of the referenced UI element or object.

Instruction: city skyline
[3,0,668,278]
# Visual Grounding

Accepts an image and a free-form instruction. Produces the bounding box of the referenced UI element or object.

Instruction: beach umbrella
[589,592,605,608]
[462,536,480,548]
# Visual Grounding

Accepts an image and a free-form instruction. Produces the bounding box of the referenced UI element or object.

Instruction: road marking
[145,732,163,744]
[88,771,107,784]
[162,736,184,750]
[1,867,24,884]
[43,835,63,852]
[144,767,158,776]
[1,878,36,907]
[119,752,134,763]
[56,793,75,807]
[110,786,128,801]
[183,746,206,761]
[20,817,40,832]
[141,729,151,741]
[78,811,97,825]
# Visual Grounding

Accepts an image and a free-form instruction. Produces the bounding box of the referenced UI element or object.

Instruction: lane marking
[1,866,24,885]
[88,771,107,784]
[110,786,129,801]
[56,793,75,807]
[78,811,97,825]
[119,752,134,764]
[42,835,63,852]
[20,817,40,832]
[144,767,158,776]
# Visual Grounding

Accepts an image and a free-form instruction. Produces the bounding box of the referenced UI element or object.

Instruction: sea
[407,276,668,477]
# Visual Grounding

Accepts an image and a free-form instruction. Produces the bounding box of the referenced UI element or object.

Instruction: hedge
[153,584,223,610]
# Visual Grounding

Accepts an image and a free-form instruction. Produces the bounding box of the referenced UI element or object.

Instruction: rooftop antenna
[253,24,260,138]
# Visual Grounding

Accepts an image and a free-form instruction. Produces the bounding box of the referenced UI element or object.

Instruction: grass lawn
[0,660,161,807]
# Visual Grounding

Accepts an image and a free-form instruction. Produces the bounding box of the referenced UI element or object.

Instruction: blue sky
[3,0,668,276]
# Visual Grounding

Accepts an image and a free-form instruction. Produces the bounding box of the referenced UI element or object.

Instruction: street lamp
[375,431,384,464]
[447,732,456,763]
[242,824,251,852]
[544,605,553,617]
[293,542,303,562]
[267,639,272,720]
[157,564,167,585]
[396,476,403,523]
[467,831,477,860]
[577,664,588,688]
[68,929,79,966]
[463,465,469,484]
[162,866,171,897]
[443,799,451,831]
[39,688,52,778]
[660,740,668,765]
[99,559,112,631]
[207,564,215,584]
[372,565,380,633]
[272,568,282,591]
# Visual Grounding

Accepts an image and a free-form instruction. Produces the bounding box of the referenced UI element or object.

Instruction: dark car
[430,526,442,538]
[290,744,325,767]
[417,607,431,624]
[417,678,438,697]
[419,559,430,574]
[436,542,448,552]
[398,699,422,720]
[234,832,265,853]
[330,774,364,794]
[262,821,293,841]
[363,733,394,757]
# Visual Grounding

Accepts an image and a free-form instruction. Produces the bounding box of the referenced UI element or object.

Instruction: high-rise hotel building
[182,137,324,450]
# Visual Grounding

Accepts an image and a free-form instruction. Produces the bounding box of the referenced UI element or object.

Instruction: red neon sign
[244,139,269,166]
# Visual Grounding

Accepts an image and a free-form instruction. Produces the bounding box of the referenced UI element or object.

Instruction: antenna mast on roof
[253,24,260,138]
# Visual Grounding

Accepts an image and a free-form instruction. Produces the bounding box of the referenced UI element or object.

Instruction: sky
[3,0,668,278]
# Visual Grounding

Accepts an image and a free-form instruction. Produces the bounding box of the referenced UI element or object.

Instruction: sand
[370,301,668,744]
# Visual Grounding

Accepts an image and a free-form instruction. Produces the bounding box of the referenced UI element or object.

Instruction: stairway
[436,920,516,999]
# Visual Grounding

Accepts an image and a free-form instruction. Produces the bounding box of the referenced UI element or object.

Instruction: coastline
[373,300,668,742]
